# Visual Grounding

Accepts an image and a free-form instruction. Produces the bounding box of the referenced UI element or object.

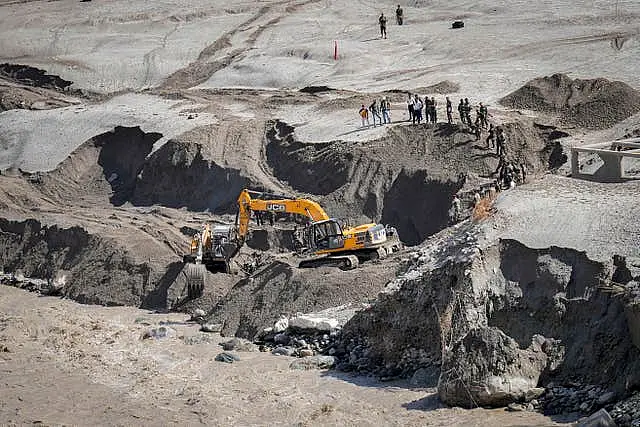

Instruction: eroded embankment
[265,119,567,245]
[204,259,399,340]
[36,126,255,213]
[332,229,640,410]
[0,218,174,307]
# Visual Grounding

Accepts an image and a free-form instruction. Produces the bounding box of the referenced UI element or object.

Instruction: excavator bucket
[184,263,206,298]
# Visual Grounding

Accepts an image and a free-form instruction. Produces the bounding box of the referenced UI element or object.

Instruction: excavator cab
[305,219,345,251]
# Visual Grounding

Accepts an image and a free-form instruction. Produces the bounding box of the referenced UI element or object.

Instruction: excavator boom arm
[236,189,330,241]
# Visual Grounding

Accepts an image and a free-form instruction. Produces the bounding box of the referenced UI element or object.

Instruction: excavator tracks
[299,254,360,270]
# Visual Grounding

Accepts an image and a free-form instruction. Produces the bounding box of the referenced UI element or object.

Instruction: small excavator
[183,189,402,294]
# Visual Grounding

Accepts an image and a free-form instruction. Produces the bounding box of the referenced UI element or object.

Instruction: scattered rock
[524,387,546,402]
[190,309,206,322]
[141,326,176,340]
[288,314,339,332]
[272,346,295,356]
[299,349,314,357]
[506,403,526,412]
[610,390,640,425]
[289,355,336,370]
[200,323,222,333]
[577,408,616,427]
[182,335,217,345]
[221,338,257,352]
[273,316,289,333]
[215,352,240,363]
[273,333,290,345]
[597,391,616,406]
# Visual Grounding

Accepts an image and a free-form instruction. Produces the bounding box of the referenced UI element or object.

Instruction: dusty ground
[0,285,563,426]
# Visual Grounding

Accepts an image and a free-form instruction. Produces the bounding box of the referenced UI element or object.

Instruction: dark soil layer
[0,63,72,91]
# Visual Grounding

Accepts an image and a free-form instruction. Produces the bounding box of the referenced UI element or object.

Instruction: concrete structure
[571,138,640,182]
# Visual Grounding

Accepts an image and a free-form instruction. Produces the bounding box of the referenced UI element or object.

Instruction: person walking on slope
[486,123,495,149]
[369,99,382,126]
[496,127,506,156]
[380,96,391,124]
[359,104,370,127]
[396,5,403,25]
[446,97,453,124]
[450,194,462,224]
[379,13,387,38]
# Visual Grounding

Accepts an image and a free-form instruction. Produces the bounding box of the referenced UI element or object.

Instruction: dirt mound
[265,119,565,245]
[412,80,461,95]
[333,230,640,403]
[206,259,398,340]
[500,74,640,129]
[0,63,72,91]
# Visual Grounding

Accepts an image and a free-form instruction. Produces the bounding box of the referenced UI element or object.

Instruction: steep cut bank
[205,258,399,340]
[265,119,567,245]
[332,226,640,410]
[0,218,172,307]
[500,74,640,129]
[131,140,253,213]
[37,126,256,213]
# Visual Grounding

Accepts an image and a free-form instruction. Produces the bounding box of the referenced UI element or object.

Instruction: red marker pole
[334,40,338,60]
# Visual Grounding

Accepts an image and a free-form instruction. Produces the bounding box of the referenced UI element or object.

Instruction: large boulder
[438,327,547,408]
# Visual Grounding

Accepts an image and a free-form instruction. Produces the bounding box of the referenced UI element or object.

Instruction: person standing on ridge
[407,94,414,123]
[430,97,437,125]
[381,96,391,124]
[396,5,403,25]
[379,13,387,38]
[486,123,495,149]
[464,98,472,127]
[458,99,465,125]
[413,94,423,124]
[359,104,370,127]
[369,99,382,126]
[479,102,488,128]
[446,97,453,124]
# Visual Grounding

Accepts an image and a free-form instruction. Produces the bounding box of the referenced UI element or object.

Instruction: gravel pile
[500,74,640,129]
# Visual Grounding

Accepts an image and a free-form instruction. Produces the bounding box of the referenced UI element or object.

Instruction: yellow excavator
[183,189,402,294]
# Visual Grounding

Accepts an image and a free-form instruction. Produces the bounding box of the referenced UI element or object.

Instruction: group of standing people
[407,94,437,125]
[359,97,392,127]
